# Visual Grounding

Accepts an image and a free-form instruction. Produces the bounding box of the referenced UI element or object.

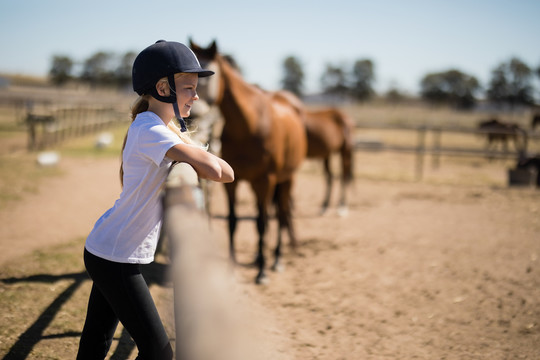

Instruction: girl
[77,40,234,360]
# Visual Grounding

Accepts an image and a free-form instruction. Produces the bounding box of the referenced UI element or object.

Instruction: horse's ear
[209,40,218,55]
[189,37,199,51]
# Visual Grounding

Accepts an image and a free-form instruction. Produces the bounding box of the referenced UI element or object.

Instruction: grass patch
[0,122,26,133]
[58,124,128,159]
[0,238,172,359]
[0,238,89,359]
[0,237,85,283]
[0,153,64,209]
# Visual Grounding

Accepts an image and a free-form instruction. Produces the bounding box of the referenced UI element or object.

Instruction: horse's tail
[272,181,295,216]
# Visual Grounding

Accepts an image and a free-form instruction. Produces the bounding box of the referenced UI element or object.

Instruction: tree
[385,87,405,105]
[115,51,137,88]
[320,63,348,96]
[49,55,74,86]
[80,51,115,87]
[281,56,304,96]
[486,57,534,107]
[420,69,480,109]
[350,59,375,101]
[536,64,540,104]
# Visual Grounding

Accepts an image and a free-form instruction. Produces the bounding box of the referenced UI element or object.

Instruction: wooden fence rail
[25,106,128,150]
[354,123,540,180]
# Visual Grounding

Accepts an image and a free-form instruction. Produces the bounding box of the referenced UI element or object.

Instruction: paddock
[352,122,540,182]
[0,97,539,359]
[180,147,540,359]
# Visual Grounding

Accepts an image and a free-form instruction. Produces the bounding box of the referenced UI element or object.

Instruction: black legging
[77,249,173,360]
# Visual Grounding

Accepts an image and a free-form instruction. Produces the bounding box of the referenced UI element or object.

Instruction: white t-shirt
[85,111,182,264]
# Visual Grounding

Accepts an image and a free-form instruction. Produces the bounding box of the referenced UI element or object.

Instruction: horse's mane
[222,54,240,71]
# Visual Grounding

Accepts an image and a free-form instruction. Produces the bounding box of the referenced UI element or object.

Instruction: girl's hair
[119,74,199,186]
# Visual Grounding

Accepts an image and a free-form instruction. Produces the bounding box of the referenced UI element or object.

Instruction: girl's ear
[156,82,168,97]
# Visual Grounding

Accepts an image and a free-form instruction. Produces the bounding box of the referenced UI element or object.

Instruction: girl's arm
[166,143,234,183]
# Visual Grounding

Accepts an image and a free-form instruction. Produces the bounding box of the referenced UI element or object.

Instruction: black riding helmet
[132,40,214,131]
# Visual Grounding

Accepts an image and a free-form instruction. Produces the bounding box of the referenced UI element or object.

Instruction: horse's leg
[338,145,353,217]
[250,177,274,284]
[272,183,284,273]
[282,180,297,251]
[271,180,295,272]
[225,181,238,263]
[321,157,332,215]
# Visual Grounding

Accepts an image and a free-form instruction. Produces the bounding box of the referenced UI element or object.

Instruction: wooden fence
[25,106,128,150]
[163,164,259,360]
[354,123,540,180]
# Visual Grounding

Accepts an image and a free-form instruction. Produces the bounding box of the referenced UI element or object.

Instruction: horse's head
[190,39,222,107]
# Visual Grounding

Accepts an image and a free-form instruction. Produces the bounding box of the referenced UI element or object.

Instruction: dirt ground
[1,149,539,359]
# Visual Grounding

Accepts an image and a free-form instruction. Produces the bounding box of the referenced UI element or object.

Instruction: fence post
[25,114,55,150]
[164,163,264,360]
[432,127,442,169]
[26,114,37,150]
[415,126,427,180]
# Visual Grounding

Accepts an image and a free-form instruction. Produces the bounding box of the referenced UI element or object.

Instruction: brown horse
[190,40,307,284]
[478,118,527,155]
[304,108,355,216]
[274,91,354,215]
[209,55,354,215]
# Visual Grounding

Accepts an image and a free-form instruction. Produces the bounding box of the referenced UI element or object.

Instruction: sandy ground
[0,157,122,264]
[1,152,539,359]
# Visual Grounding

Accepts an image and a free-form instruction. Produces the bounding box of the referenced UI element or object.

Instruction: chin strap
[173,102,187,132]
[167,74,188,132]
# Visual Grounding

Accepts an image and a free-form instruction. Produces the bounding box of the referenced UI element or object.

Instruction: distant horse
[532,114,540,131]
[478,118,527,155]
[275,91,354,215]
[305,108,355,215]
[190,40,307,284]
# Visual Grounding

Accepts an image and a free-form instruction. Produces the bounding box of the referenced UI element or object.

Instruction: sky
[1,0,539,95]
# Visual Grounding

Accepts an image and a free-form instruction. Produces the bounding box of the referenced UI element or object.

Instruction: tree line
[49,50,540,109]
[49,51,137,89]
[282,55,540,109]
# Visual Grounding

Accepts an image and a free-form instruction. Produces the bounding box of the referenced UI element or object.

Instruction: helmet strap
[173,102,187,132]
[167,74,187,132]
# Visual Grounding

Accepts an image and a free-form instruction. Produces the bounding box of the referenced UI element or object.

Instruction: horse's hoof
[272,260,285,273]
[255,273,269,285]
[337,206,349,217]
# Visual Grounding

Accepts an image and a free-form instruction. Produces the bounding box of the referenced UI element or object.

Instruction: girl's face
[174,73,199,118]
